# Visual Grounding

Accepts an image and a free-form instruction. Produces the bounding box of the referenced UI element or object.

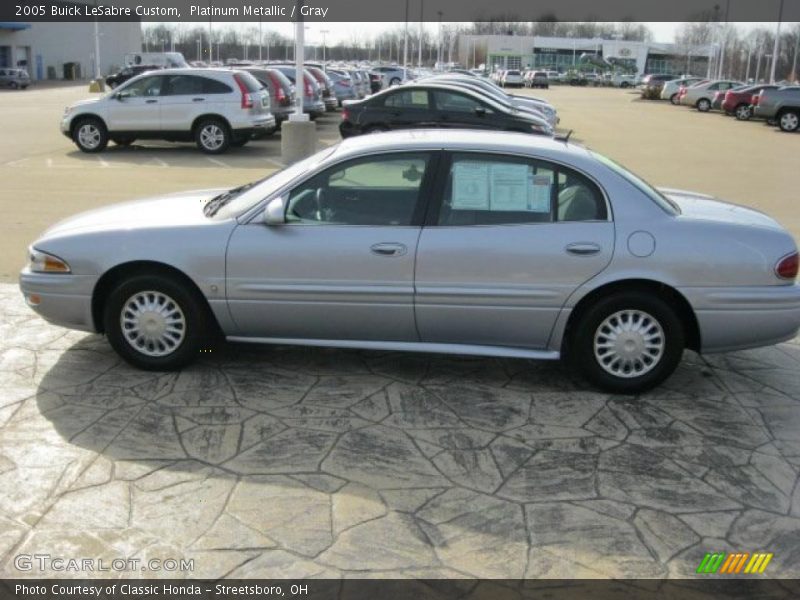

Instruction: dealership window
[286,153,431,226]
[438,154,606,226]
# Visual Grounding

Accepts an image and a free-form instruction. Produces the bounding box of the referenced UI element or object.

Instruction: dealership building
[0,21,142,80]
[458,34,713,76]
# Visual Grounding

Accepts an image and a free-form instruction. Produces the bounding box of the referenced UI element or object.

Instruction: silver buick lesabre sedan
[19,130,800,393]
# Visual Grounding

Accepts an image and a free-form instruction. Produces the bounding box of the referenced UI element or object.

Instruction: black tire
[390,77,400,86]
[567,291,685,394]
[103,274,208,371]
[734,104,752,121]
[669,93,680,105]
[111,136,135,146]
[72,117,109,153]
[778,109,800,132]
[620,82,630,89]
[9,81,18,89]
[194,117,231,154]
[696,98,711,112]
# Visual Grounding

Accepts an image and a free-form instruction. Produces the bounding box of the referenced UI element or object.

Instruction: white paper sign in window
[452,161,490,209]
[490,163,531,211]
[529,172,553,213]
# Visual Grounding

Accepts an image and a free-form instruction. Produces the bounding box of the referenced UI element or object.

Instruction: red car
[722,84,781,120]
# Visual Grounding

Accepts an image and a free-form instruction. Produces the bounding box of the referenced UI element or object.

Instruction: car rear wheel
[778,110,799,132]
[195,118,231,154]
[73,117,109,153]
[389,77,400,86]
[568,292,685,393]
[669,93,680,105]
[734,104,752,120]
[696,98,711,112]
[9,82,18,89]
[104,274,207,371]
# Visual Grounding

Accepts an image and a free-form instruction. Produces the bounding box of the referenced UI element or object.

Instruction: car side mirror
[474,107,487,116]
[115,91,131,100]
[263,196,286,225]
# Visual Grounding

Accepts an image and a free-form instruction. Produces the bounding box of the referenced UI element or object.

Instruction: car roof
[334,129,586,159]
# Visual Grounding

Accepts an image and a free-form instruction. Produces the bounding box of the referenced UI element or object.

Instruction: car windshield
[590,151,681,215]
[208,146,338,219]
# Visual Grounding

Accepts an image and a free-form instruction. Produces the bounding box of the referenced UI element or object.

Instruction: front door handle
[370,243,407,257]
[192,97,205,102]
[145,99,157,104]
[565,242,601,256]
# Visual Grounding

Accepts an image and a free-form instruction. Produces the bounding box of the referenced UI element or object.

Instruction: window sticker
[452,161,490,209]
[411,90,427,106]
[529,172,553,213]
[490,163,531,211]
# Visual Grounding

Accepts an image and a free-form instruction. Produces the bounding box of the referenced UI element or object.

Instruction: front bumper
[19,270,98,333]
[679,283,800,353]
[323,96,338,111]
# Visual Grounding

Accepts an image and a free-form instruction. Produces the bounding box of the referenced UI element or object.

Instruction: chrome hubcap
[781,113,798,130]
[121,291,186,357]
[594,310,665,379]
[78,124,101,149]
[200,124,225,150]
[736,106,750,119]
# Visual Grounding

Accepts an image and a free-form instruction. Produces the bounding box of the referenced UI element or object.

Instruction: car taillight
[752,94,760,106]
[268,73,288,105]
[342,108,350,121]
[233,74,253,109]
[304,78,313,97]
[776,252,799,280]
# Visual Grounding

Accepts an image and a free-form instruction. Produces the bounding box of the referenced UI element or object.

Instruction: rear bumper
[235,114,277,138]
[19,270,98,333]
[323,96,338,111]
[679,284,800,353]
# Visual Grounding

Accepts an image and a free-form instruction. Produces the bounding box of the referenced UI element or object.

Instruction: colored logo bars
[696,552,773,574]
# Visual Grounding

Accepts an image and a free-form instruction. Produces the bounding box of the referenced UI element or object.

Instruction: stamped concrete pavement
[1,283,799,580]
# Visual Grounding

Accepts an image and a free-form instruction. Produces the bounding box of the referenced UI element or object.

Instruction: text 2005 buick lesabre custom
[19,130,800,393]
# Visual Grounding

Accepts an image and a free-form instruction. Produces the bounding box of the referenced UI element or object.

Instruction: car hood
[68,97,103,110]
[40,189,227,240]
[659,188,783,230]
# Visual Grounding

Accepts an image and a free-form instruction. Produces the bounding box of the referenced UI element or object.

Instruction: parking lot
[1,83,800,580]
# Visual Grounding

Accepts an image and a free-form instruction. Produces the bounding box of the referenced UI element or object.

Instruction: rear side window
[382,90,429,109]
[438,153,607,226]
[432,91,485,113]
[163,75,204,95]
[203,77,233,94]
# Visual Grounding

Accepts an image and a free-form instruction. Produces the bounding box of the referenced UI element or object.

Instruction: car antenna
[556,129,573,143]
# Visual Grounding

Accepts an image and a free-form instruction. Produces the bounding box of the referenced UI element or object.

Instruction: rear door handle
[145,99,157,104]
[565,242,602,256]
[370,243,407,257]
[192,97,205,102]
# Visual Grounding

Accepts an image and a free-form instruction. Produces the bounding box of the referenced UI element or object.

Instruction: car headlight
[28,248,71,274]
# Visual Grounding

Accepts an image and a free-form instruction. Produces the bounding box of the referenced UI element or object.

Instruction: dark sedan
[339,83,553,138]
[105,65,161,89]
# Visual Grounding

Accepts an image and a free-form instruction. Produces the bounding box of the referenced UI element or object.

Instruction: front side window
[438,153,607,226]
[382,90,429,109]
[286,153,431,226]
[121,75,163,97]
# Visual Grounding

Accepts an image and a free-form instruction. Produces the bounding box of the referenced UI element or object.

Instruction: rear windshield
[506,70,520,75]
[591,151,680,215]
[235,71,263,92]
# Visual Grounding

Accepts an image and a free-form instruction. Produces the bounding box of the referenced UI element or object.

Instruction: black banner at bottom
[2,579,800,600]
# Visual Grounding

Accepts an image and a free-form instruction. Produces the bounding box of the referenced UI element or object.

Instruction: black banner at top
[3,0,800,22]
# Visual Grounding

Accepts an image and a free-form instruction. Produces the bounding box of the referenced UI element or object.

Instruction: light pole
[769,0,784,83]
[437,11,443,69]
[418,0,423,67]
[259,18,263,62]
[321,29,328,66]
[403,0,409,68]
[196,38,201,62]
[717,0,730,79]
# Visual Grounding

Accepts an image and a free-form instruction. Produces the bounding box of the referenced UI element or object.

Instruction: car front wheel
[734,104,752,120]
[778,110,799,132]
[697,98,711,112]
[104,274,209,370]
[195,118,231,154]
[73,117,109,153]
[569,292,685,393]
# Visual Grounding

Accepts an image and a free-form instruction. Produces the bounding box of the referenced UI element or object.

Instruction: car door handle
[370,243,407,257]
[192,97,205,102]
[565,242,602,256]
[145,99,157,104]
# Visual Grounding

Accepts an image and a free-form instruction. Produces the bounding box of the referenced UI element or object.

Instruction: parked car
[305,66,338,111]
[368,72,382,93]
[679,80,743,112]
[372,66,409,87]
[269,65,326,118]
[640,73,675,97]
[339,83,553,138]
[660,77,704,104]
[60,68,275,154]
[0,68,30,89]
[20,129,800,393]
[237,66,295,126]
[753,86,800,132]
[326,69,358,105]
[419,74,559,128]
[501,70,525,88]
[105,65,161,89]
[526,71,549,89]
[611,73,639,88]
[721,84,781,120]
[346,69,369,98]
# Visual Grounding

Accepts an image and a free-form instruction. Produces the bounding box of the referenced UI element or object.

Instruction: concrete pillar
[281,119,316,164]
